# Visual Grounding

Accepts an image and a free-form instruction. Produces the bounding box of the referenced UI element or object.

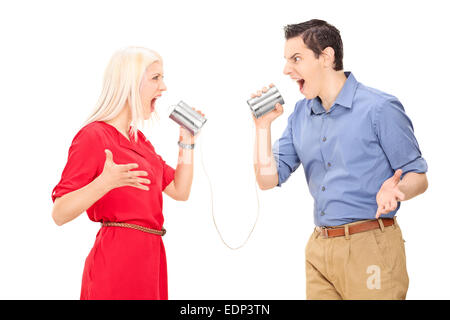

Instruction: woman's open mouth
[150,98,156,111]
[150,95,161,111]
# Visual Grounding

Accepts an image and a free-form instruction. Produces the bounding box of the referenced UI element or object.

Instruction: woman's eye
[152,76,159,80]
[294,57,301,62]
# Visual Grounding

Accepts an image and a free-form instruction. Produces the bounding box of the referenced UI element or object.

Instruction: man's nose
[283,62,291,75]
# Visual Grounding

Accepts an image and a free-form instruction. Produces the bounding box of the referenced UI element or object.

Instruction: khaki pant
[305,218,409,300]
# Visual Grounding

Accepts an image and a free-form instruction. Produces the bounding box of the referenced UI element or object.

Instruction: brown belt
[317,218,394,238]
[102,222,166,236]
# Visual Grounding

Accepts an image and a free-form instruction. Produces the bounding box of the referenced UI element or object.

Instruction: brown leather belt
[102,222,166,236]
[317,218,394,238]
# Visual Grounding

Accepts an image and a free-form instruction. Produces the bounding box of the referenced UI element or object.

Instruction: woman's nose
[160,80,167,91]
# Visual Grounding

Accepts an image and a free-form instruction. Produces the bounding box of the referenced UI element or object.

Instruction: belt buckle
[322,227,329,239]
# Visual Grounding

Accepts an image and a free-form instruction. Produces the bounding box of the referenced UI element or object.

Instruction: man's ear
[321,47,336,69]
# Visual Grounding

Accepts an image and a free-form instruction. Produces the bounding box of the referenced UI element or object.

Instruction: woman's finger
[128,170,148,177]
[262,86,268,93]
[119,163,139,171]
[104,149,114,163]
[134,177,151,185]
[127,183,149,191]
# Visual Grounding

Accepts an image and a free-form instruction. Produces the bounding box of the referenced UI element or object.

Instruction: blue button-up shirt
[273,72,428,227]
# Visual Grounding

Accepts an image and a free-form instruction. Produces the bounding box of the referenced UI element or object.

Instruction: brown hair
[284,19,344,71]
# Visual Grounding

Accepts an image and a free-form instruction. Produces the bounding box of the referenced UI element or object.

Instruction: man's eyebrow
[284,53,301,59]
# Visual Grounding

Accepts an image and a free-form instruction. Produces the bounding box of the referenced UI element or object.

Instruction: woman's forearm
[253,125,279,190]
[52,176,110,226]
[172,147,194,201]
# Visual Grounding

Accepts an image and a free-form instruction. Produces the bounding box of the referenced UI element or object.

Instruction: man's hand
[251,84,284,128]
[375,169,406,219]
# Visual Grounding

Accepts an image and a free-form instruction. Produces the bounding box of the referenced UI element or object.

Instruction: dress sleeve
[159,155,175,191]
[374,97,428,178]
[51,127,103,202]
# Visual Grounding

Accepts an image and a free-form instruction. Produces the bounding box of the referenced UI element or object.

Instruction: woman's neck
[104,105,132,141]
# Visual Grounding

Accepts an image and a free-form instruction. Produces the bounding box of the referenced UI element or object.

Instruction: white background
[0,0,448,299]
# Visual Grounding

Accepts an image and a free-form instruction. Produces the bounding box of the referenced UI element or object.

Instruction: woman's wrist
[178,141,195,150]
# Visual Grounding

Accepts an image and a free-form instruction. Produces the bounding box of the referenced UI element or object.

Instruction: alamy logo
[366,265,381,290]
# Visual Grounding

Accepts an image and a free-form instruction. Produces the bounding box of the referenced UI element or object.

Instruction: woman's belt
[101,222,166,236]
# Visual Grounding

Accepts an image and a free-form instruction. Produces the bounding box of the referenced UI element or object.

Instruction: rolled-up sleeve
[374,97,428,177]
[272,113,301,186]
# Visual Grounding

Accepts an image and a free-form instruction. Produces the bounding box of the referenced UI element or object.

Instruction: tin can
[247,86,284,118]
[169,101,207,136]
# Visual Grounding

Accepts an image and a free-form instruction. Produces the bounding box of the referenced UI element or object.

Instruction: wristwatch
[178,141,195,149]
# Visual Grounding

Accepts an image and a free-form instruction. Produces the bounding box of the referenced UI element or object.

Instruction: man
[252,19,428,299]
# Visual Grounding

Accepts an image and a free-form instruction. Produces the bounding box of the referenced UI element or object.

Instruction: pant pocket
[369,230,392,271]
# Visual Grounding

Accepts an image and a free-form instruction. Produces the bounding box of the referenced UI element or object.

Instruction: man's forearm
[398,172,428,201]
[253,125,278,189]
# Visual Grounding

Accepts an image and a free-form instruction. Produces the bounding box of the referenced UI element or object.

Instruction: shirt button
[322,137,327,142]
[322,186,326,191]
[327,162,331,167]
[320,211,325,216]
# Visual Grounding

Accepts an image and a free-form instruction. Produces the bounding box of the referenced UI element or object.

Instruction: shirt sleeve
[51,127,103,202]
[272,111,302,187]
[374,97,428,177]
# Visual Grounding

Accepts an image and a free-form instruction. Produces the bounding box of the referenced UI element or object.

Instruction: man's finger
[389,200,397,211]
[393,169,403,184]
[375,207,382,219]
[395,190,406,201]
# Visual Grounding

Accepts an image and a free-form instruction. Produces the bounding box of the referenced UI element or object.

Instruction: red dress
[51,121,175,300]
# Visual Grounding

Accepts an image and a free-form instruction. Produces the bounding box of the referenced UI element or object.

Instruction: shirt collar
[311,71,358,115]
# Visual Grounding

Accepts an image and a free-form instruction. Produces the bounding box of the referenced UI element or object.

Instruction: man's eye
[294,57,301,62]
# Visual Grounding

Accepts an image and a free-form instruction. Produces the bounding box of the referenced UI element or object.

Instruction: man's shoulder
[356,82,399,105]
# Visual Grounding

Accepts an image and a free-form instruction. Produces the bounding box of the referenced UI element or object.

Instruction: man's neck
[318,71,348,111]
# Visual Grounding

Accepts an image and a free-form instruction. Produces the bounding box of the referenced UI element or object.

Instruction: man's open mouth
[298,79,305,91]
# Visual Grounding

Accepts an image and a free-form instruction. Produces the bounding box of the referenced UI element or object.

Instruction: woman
[51,46,204,300]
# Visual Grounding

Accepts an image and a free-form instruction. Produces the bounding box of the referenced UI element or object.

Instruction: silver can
[169,101,207,136]
[247,86,284,118]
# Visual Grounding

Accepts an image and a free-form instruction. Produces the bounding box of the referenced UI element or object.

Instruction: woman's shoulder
[72,121,107,145]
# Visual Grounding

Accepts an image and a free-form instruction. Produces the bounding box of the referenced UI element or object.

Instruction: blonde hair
[84,46,162,142]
